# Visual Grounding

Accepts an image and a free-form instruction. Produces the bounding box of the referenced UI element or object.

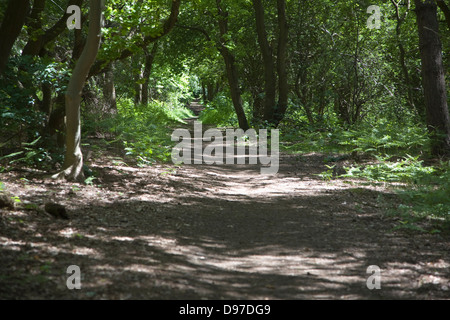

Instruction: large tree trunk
[252,0,277,123]
[216,0,249,131]
[415,0,450,156]
[0,0,31,76]
[53,0,104,181]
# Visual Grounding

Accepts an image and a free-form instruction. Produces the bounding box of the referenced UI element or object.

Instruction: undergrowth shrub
[395,161,450,229]
[104,98,194,165]
[342,155,434,183]
[199,95,238,127]
[280,117,430,157]
[281,114,448,232]
[338,119,430,156]
[344,156,450,232]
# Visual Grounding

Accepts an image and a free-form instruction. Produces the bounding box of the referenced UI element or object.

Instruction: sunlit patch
[0,237,25,251]
[71,247,101,257]
[59,228,78,238]
[111,236,134,242]
[137,235,177,247]
[124,264,156,274]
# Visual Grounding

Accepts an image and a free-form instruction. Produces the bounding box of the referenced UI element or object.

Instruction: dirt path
[0,117,449,299]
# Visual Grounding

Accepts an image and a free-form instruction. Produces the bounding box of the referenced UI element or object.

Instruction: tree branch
[88,0,181,78]
[437,0,450,31]
[175,24,212,42]
[22,0,84,57]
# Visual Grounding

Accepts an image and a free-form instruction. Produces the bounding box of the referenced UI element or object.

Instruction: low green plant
[280,118,429,157]
[107,98,194,165]
[84,176,97,186]
[342,155,434,183]
[344,156,449,232]
[0,136,63,170]
[318,165,336,181]
[396,161,450,225]
[338,120,429,156]
[199,95,238,127]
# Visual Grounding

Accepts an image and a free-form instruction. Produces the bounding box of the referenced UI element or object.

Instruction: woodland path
[0,103,449,300]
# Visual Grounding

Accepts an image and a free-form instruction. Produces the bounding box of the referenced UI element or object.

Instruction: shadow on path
[1,147,449,299]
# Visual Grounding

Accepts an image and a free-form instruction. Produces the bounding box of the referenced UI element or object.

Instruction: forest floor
[0,108,449,300]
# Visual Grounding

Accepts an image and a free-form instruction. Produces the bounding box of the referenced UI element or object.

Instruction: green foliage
[281,113,448,233]
[395,162,450,226]
[318,165,336,181]
[101,0,175,62]
[338,120,430,156]
[152,69,195,108]
[0,136,61,170]
[342,155,435,183]
[0,55,69,170]
[108,98,194,165]
[344,156,450,231]
[199,95,238,127]
[281,116,430,156]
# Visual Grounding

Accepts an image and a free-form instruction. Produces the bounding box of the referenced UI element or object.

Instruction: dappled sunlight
[0,149,448,299]
[0,235,103,258]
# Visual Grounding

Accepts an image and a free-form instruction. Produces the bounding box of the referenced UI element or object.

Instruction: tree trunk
[41,82,52,114]
[21,0,46,57]
[142,42,158,105]
[53,0,104,181]
[72,23,85,60]
[103,64,117,114]
[415,0,450,155]
[252,0,277,123]
[201,83,208,103]
[134,57,143,105]
[294,70,314,125]
[216,0,249,131]
[391,1,416,112]
[274,0,289,125]
[0,0,31,76]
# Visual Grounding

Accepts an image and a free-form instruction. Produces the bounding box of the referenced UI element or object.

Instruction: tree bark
[175,22,249,129]
[391,0,416,112]
[134,54,143,105]
[252,0,277,123]
[21,0,46,57]
[142,42,159,105]
[216,0,249,131]
[294,69,314,125]
[0,0,31,76]
[275,0,289,125]
[414,0,450,155]
[103,64,117,114]
[53,0,104,181]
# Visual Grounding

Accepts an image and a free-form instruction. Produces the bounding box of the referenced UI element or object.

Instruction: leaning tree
[53,0,104,181]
